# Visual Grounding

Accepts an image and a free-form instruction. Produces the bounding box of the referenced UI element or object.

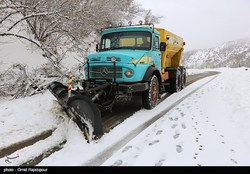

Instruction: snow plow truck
[48,22,186,141]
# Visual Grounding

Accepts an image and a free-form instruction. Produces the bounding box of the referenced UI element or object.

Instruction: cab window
[153,36,160,50]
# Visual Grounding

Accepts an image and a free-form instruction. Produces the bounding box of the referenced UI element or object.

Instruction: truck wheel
[181,68,186,89]
[142,75,159,109]
[170,69,181,92]
[67,95,103,140]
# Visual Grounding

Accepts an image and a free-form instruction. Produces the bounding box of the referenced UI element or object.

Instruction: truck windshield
[100,31,152,51]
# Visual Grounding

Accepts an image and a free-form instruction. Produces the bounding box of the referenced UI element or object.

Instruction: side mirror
[96,44,99,52]
[160,42,167,51]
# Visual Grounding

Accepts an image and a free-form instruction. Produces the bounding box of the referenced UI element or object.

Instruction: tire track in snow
[0,123,67,166]
[0,129,55,158]
[20,140,67,166]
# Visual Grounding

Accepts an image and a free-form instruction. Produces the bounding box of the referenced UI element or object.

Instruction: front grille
[90,66,122,79]
[107,57,121,61]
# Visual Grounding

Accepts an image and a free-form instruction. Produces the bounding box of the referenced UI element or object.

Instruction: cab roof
[101,26,160,35]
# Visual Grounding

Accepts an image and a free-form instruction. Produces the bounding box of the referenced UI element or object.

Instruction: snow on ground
[0,37,46,70]
[0,67,250,166]
[186,68,208,75]
[102,67,250,166]
[0,92,62,150]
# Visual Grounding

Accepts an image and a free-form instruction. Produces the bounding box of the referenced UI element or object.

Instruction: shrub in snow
[0,62,86,98]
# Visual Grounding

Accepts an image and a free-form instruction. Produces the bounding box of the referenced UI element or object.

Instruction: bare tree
[143,9,163,24]
[0,0,141,71]
[0,0,145,98]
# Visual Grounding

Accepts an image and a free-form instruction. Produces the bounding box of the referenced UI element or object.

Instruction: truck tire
[181,67,186,89]
[142,75,159,109]
[170,69,181,92]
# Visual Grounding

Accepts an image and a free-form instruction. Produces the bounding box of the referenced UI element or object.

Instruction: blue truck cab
[84,25,162,94]
[83,24,166,109]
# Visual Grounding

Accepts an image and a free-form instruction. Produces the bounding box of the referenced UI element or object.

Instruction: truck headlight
[125,70,134,77]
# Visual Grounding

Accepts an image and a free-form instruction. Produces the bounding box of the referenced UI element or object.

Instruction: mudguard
[143,66,161,82]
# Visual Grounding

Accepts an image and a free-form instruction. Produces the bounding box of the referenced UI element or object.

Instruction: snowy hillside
[183,38,250,68]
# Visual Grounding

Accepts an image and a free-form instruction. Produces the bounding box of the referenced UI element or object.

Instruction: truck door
[152,35,161,70]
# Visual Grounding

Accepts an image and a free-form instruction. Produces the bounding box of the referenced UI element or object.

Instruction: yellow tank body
[155,28,185,72]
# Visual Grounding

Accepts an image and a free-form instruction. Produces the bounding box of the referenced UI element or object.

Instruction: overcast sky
[136,0,250,51]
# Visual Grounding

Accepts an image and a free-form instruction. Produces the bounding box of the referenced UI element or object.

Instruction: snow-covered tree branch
[0,33,41,47]
[0,0,145,68]
[0,0,162,98]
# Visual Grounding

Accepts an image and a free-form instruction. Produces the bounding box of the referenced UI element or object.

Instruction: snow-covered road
[1,68,250,166]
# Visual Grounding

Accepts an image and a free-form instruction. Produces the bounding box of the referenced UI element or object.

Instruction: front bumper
[118,82,149,93]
